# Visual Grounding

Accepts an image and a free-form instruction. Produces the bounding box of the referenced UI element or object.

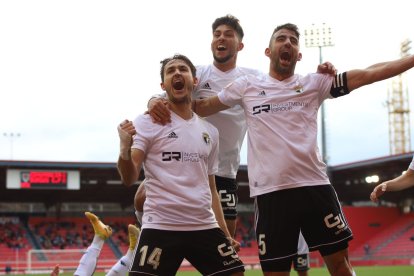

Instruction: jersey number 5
[258,234,266,255]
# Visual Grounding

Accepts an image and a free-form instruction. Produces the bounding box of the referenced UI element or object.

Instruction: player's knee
[323,249,353,276]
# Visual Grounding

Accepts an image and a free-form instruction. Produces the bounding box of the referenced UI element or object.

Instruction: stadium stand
[344,206,402,253]
[1,153,414,272]
[365,213,414,259]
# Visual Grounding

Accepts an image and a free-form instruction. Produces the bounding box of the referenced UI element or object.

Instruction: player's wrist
[119,147,131,161]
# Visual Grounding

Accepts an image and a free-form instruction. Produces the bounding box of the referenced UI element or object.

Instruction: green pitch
[178,266,414,275]
[19,266,414,275]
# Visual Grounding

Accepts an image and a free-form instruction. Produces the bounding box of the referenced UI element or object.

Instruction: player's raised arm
[346,55,414,92]
[117,120,144,186]
[192,95,230,117]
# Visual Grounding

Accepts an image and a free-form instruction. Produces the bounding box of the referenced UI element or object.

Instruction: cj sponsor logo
[219,190,236,209]
[324,213,347,235]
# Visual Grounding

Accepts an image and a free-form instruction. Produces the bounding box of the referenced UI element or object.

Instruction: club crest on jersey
[293,80,304,93]
[202,132,210,144]
[293,84,304,93]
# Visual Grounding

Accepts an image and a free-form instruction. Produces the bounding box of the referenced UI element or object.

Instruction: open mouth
[217,44,227,51]
[173,79,185,90]
[280,51,291,62]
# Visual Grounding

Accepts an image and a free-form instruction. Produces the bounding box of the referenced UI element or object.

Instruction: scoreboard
[6,169,80,190]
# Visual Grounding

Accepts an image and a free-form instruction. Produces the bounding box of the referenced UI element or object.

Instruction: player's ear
[238,42,244,51]
[193,77,199,86]
[265,47,271,58]
[160,82,166,91]
[297,52,302,61]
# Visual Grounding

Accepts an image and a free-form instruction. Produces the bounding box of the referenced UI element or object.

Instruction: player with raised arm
[117,54,244,275]
[144,17,335,274]
[191,23,414,275]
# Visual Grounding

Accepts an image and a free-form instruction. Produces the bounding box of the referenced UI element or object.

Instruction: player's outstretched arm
[370,168,414,202]
[317,61,337,76]
[147,97,171,125]
[346,55,414,92]
[192,96,230,117]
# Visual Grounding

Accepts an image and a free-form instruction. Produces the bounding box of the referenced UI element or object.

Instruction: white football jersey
[194,64,261,179]
[218,72,335,197]
[132,112,220,231]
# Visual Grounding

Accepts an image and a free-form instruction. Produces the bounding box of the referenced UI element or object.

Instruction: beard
[273,59,296,76]
[168,94,191,105]
[213,53,232,64]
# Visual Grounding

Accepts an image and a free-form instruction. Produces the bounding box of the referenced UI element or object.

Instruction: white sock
[105,253,133,276]
[74,237,103,276]
[91,234,105,248]
[352,270,357,276]
[125,248,134,261]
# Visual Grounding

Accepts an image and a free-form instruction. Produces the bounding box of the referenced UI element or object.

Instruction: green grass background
[16,265,414,275]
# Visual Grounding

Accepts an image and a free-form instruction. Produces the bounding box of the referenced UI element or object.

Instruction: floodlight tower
[304,23,334,165]
[387,39,411,155]
[3,132,21,160]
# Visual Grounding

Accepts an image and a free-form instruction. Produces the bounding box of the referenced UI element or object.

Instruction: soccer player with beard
[146,15,260,239]
[144,15,333,274]
[190,23,414,275]
[117,54,244,276]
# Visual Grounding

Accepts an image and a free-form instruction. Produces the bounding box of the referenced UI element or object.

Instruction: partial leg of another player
[74,212,113,276]
[106,224,141,276]
[294,231,310,276]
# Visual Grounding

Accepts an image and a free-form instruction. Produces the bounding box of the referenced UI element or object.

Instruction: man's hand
[317,61,337,76]
[370,183,388,203]
[118,119,136,160]
[229,237,241,252]
[146,97,171,125]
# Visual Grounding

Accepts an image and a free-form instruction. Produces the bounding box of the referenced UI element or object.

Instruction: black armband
[330,72,350,98]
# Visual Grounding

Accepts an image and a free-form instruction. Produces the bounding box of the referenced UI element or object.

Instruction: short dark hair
[160,54,197,82]
[212,14,244,40]
[271,23,300,43]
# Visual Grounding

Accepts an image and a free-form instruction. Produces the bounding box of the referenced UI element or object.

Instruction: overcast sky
[1,0,413,166]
